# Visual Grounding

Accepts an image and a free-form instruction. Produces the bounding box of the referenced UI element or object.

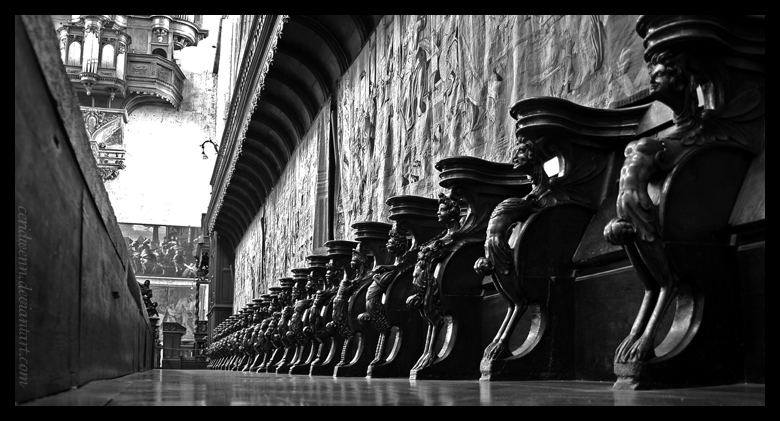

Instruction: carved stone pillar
[115,32,129,81]
[57,26,69,64]
[80,16,103,93]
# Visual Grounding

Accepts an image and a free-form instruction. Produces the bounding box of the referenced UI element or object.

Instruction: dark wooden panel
[15,15,151,404]
[572,185,625,268]
[15,18,83,402]
[738,243,765,383]
[574,264,644,381]
[80,194,143,384]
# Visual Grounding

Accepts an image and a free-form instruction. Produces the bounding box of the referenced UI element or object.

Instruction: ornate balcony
[123,53,186,112]
[148,15,208,51]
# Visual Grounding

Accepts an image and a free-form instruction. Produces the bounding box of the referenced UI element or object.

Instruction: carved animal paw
[626,335,655,363]
[357,312,371,324]
[604,218,635,245]
[483,341,509,361]
[406,294,423,311]
[413,353,435,371]
[614,335,637,364]
[474,257,495,276]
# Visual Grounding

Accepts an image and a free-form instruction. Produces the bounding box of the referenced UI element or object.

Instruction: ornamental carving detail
[603,44,762,389]
[358,222,414,367]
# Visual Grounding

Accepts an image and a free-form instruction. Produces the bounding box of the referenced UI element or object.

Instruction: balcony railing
[124,53,186,112]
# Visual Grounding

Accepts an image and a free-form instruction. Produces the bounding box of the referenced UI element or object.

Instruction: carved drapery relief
[334,15,646,234]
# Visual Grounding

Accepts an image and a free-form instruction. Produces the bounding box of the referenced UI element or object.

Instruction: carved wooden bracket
[363,195,439,378]
[309,240,358,375]
[330,221,392,377]
[398,157,533,380]
[604,15,764,390]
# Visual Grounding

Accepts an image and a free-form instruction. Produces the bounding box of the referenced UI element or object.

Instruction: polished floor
[22,369,764,406]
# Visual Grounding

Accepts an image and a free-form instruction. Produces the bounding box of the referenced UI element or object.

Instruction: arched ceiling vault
[213,15,383,246]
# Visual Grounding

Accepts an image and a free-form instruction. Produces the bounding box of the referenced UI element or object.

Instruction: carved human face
[512,141,533,170]
[351,251,365,269]
[326,261,343,285]
[306,278,318,295]
[437,202,452,222]
[413,261,424,279]
[386,233,407,256]
[648,63,672,97]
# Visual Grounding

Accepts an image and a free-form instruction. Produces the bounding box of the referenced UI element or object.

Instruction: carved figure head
[308,268,326,292]
[290,285,303,302]
[326,259,345,287]
[269,296,281,313]
[647,51,697,116]
[351,247,368,270]
[511,137,539,171]
[386,224,410,256]
[437,193,461,224]
[306,277,319,296]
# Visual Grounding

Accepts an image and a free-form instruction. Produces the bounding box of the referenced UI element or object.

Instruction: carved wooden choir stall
[205,15,763,390]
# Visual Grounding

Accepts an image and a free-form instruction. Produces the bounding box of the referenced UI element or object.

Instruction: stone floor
[20,370,765,406]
